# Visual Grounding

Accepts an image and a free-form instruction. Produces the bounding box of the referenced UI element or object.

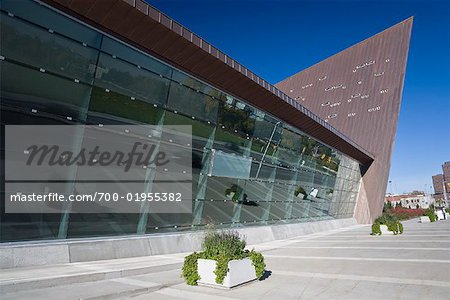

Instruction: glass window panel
[250,115,281,162]
[171,70,225,100]
[167,82,218,123]
[146,213,193,231]
[214,127,250,156]
[250,162,276,180]
[191,172,201,199]
[244,180,273,202]
[217,100,255,138]
[275,167,296,183]
[276,148,300,169]
[297,137,318,160]
[0,213,61,242]
[210,150,252,179]
[253,114,281,142]
[239,202,267,224]
[200,200,235,225]
[164,111,215,150]
[101,36,172,78]
[1,61,91,121]
[280,128,304,152]
[290,200,310,219]
[1,0,102,48]
[267,201,286,221]
[295,166,315,187]
[0,14,98,83]
[67,214,139,238]
[87,87,164,125]
[95,53,170,106]
[204,176,239,201]
[272,183,291,202]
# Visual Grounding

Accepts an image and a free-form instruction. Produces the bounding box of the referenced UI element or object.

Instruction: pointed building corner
[275,19,413,223]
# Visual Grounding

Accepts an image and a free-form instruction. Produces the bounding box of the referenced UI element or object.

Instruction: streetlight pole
[255,121,281,179]
[442,180,448,208]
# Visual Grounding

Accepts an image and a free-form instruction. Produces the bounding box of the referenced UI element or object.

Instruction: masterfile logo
[4,125,193,214]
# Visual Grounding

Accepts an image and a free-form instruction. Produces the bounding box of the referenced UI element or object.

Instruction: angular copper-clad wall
[276,19,413,223]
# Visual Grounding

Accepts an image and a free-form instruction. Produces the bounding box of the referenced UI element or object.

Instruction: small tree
[383,202,392,212]
[410,190,425,195]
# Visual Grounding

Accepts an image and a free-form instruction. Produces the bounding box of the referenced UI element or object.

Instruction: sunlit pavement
[1,218,449,299]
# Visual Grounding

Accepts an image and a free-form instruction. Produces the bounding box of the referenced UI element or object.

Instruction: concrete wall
[0,218,356,269]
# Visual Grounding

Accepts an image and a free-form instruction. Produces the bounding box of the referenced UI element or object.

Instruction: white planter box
[380,225,400,234]
[197,258,256,288]
[420,216,430,223]
[436,210,445,220]
[296,193,305,200]
[380,224,402,234]
[380,225,391,234]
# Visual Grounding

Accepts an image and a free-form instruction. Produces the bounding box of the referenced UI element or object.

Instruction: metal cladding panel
[443,162,450,183]
[275,19,413,222]
[40,0,373,166]
[432,174,445,194]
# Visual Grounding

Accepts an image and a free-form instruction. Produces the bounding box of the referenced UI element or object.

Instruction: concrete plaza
[1,219,449,299]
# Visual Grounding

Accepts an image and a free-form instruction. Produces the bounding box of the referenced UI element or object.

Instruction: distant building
[432,162,450,207]
[385,194,432,209]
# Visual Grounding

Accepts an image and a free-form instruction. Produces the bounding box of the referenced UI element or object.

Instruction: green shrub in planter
[225,184,247,202]
[387,221,401,235]
[181,252,203,286]
[294,187,306,197]
[425,208,437,222]
[181,230,266,286]
[371,223,381,235]
[248,250,265,279]
[371,213,403,235]
[203,230,246,258]
[374,213,397,225]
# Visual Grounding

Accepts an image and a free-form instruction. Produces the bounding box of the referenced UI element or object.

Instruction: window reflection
[96,53,170,106]
[0,14,98,83]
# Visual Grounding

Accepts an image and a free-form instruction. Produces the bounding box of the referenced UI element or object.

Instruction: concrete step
[0,254,184,294]
[1,271,183,300]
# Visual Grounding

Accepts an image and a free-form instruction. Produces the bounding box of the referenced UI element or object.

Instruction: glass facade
[0,0,362,242]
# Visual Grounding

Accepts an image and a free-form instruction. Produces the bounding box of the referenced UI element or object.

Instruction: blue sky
[148,0,450,194]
